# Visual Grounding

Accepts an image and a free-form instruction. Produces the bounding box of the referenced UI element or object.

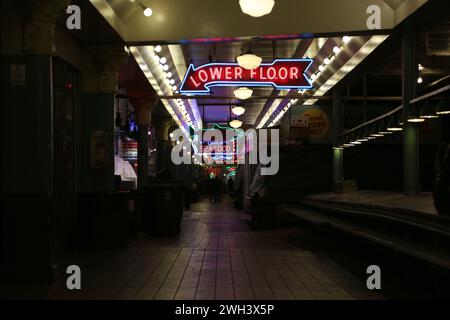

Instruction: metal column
[402,29,420,195]
[332,89,344,190]
[137,124,149,189]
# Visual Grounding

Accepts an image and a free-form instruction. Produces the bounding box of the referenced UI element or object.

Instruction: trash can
[78,191,130,248]
[142,179,184,236]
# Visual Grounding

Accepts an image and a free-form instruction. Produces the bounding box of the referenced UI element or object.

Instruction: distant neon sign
[180,59,313,94]
[201,143,233,154]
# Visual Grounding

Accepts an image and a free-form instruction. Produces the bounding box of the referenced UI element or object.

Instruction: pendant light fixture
[407,105,425,123]
[357,129,369,142]
[232,106,246,116]
[230,119,243,129]
[137,1,153,17]
[387,113,403,131]
[436,95,450,115]
[239,0,275,18]
[378,118,393,135]
[234,87,253,100]
[349,132,361,145]
[237,41,262,70]
[419,100,439,119]
[237,53,262,70]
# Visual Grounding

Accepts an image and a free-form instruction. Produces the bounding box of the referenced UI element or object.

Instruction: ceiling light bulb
[324,57,331,65]
[143,7,153,17]
[318,65,325,72]
[160,57,167,64]
[234,87,253,100]
[232,106,246,116]
[236,53,262,70]
[333,46,340,54]
[239,0,275,17]
[408,118,425,123]
[166,72,172,78]
[172,85,177,91]
[311,74,317,80]
[169,79,175,85]
[154,45,162,53]
[417,77,423,84]
[163,64,169,71]
[229,119,243,129]
[343,36,351,44]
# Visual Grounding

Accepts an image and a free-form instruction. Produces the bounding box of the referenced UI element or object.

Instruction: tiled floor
[2,198,382,300]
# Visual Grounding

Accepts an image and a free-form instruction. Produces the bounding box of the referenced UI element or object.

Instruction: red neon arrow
[180,59,312,94]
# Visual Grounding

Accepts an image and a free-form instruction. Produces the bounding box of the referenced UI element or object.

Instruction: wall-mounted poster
[10,64,26,85]
[90,131,107,169]
[290,105,331,143]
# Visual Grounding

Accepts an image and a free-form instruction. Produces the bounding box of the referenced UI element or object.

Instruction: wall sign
[180,59,313,94]
[10,64,26,85]
[90,131,107,169]
[291,107,331,141]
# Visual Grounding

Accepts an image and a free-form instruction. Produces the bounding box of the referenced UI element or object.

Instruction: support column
[402,29,420,195]
[152,117,173,173]
[0,0,69,281]
[80,46,127,192]
[129,96,159,189]
[332,89,344,191]
[138,123,150,188]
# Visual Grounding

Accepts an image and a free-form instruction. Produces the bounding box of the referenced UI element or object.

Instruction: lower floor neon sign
[180,59,313,94]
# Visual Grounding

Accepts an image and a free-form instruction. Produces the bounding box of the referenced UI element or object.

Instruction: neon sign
[201,143,233,154]
[180,59,313,94]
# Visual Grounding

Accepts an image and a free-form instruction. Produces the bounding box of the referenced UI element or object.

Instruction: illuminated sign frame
[180,59,313,95]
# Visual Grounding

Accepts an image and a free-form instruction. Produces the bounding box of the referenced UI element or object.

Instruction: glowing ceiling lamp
[407,106,425,123]
[232,106,246,116]
[236,53,262,70]
[387,114,403,131]
[343,36,352,44]
[234,87,253,100]
[436,95,450,115]
[239,0,275,17]
[229,119,243,129]
[143,7,153,17]
[419,101,438,119]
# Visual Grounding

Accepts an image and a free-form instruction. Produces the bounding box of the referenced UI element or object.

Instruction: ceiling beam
[155,95,402,101]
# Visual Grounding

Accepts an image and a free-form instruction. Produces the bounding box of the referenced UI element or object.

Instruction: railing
[337,84,450,147]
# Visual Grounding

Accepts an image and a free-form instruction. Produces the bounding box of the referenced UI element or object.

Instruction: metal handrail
[339,84,450,138]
